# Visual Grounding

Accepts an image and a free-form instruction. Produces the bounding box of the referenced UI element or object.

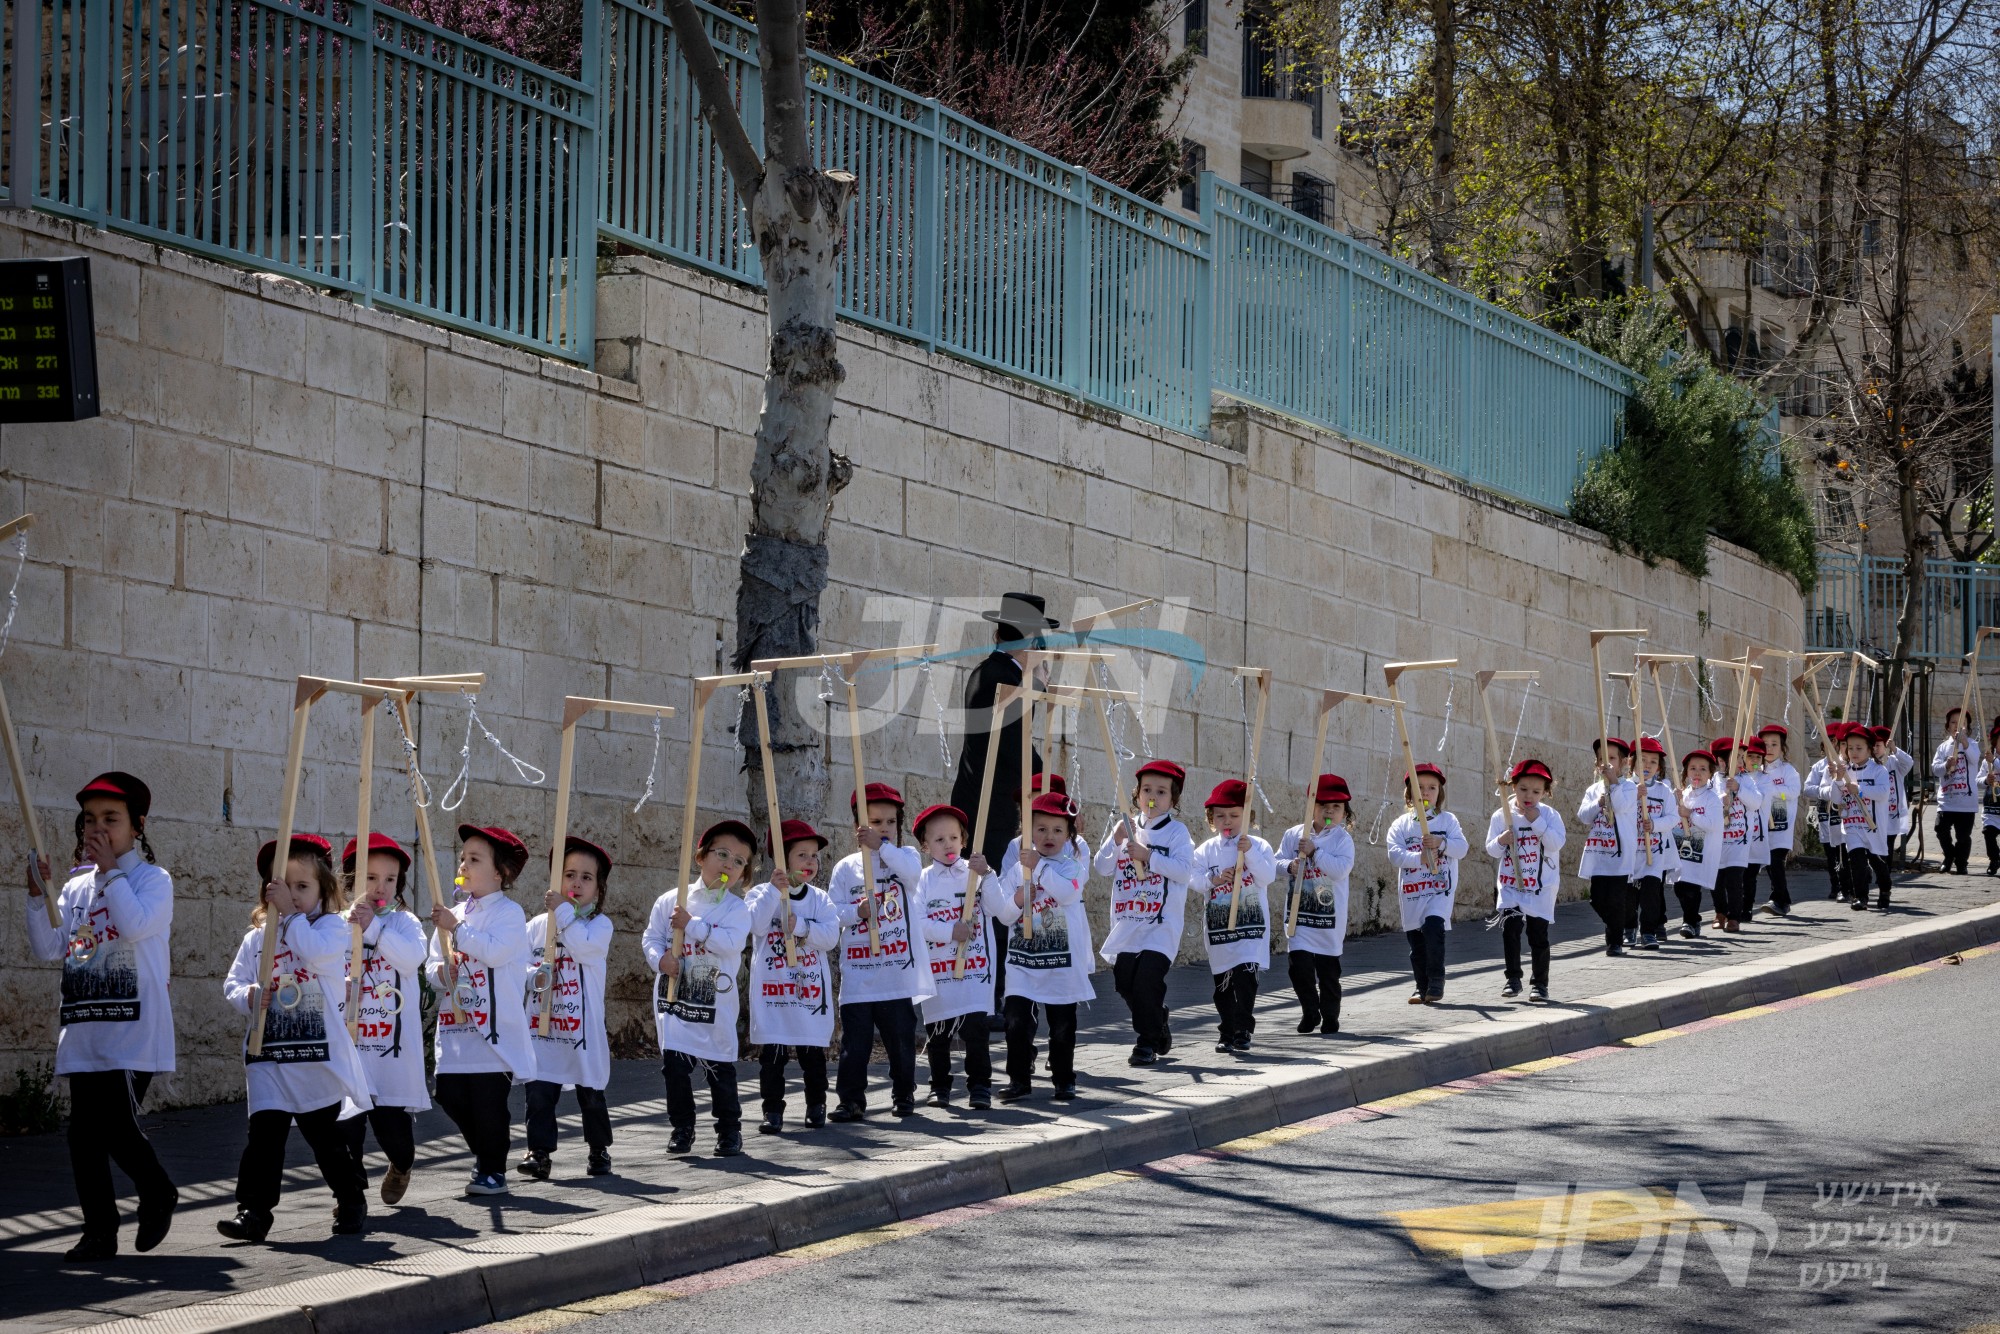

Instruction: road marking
[473,940,1999,1331]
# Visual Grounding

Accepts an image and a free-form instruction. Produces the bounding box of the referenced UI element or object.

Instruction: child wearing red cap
[1388,763,1469,1003]
[644,820,755,1155]
[1195,778,1279,1051]
[1710,737,1764,931]
[1754,724,1800,916]
[1094,758,1193,1066]
[1631,737,1680,948]
[999,791,1094,1099]
[1807,726,1852,902]
[25,772,178,1263]
[1739,737,1772,916]
[1577,737,1639,955]
[747,820,841,1133]
[1871,726,1914,869]
[1980,722,2000,875]
[426,825,535,1195]
[1839,727,1893,907]
[521,836,616,1180]
[1487,759,1565,1000]
[1000,772,1092,873]
[1673,750,1724,938]
[1276,773,1353,1033]
[220,835,372,1242]
[916,805,1021,1110]
[829,783,929,1121]
[1932,708,1979,874]
[339,832,428,1206]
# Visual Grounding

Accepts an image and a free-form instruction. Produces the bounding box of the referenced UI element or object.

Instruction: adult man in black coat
[949,592,1057,868]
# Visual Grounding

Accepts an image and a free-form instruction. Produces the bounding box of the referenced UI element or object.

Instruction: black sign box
[0,257,99,423]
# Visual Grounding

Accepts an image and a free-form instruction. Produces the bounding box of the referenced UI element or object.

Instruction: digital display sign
[0,257,99,423]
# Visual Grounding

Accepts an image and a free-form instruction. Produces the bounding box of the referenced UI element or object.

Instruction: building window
[1184,0,1208,55]
[1290,172,1327,224]
[1180,140,1206,211]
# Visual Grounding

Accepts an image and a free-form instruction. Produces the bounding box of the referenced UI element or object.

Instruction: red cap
[1710,736,1736,754]
[698,819,758,855]
[457,824,529,878]
[1593,736,1633,756]
[1508,759,1554,785]
[1682,748,1716,771]
[1313,773,1350,803]
[1030,791,1080,821]
[1204,779,1248,809]
[765,818,828,856]
[1868,725,1891,743]
[1638,736,1667,757]
[910,805,967,841]
[1741,737,1767,757]
[1412,763,1445,782]
[342,830,411,872]
[258,833,334,881]
[848,781,905,814]
[76,771,151,821]
[1134,759,1186,785]
[558,834,614,877]
[1758,723,1789,738]
[1030,772,1067,796]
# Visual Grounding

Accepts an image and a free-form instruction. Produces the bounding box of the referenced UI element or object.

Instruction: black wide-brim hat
[982,591,1061,636]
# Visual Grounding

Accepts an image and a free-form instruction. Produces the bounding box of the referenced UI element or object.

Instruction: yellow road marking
[1392,1187,1728,1257]
[1621,1029,1682,1046]
[1504,1055,1579,1073]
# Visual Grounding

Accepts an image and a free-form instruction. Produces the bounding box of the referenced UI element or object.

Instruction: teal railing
[6,0,1637,512]
[1810,552,2000,659]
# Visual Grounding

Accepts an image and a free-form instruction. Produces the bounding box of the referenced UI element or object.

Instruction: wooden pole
[954,683,1015,980]
[1286,690,1336,938]
[668,676,747,1002]
[1799,674,1871,831]
[750,677,796,970]
[1383,660,1457,871]
[1017,677,1035,942]
[539,716,579,1036]
[1476,671,1538,895]
[0,677,55,929]
[844,672,884,958]
[1224,668,1271,930]
[248,679,325,1057]
[346,695,379,1042]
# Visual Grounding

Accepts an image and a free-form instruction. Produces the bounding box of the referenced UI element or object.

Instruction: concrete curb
[84,901,2000,1334]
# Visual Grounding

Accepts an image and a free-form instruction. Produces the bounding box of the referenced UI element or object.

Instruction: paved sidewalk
[4,867,1995,1333]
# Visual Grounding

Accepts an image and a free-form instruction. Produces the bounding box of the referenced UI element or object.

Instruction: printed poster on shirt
[926,899,990,984]
[351,946,406,1058]
[1497,828,1545,894]
[527,938,588,1048]
[1584,811,1622,858]
[1984,780,2000,815]
[1009,891,1074,971]
[1673,826,1706,863]
[1290,859,1340,929]
[761,918,833,1014]
[1111,859,1168,924]
[60,896,139,1025]
[656,955,722,1026]
[846,873,917,971]
[1768,790,1790,832]
[1205,879,1265,945]
[1943,751,1972,799]
[1640,792,1673,861]
[437,955,499,1044]
[248,940,330,1065]
[1722,799,1749,845]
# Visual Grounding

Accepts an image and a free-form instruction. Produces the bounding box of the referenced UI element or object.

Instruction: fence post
[81,0,109,214]
[1192,171,1214,438]
[1062,164,1088,395]
[914,99,939,353]
[571,0,602,365]
[4,0,34,207]
[350,0,377,307]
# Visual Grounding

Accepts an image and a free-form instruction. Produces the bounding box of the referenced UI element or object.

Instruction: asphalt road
[507,949,2000,1334]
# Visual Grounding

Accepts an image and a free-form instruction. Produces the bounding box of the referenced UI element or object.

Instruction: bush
[1567,296,1818,593]
[0,1061,64,1136]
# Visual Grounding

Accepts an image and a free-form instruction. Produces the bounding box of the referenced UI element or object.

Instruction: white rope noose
[439,696,546,811]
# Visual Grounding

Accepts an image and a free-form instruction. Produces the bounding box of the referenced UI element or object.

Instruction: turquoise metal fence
[1206,178,1637,512]
[1809,552,2000,659]
[7,0,1634,509]
[9,0,596,360]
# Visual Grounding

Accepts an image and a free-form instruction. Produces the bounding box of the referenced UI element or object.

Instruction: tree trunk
[1425,0,1458,279]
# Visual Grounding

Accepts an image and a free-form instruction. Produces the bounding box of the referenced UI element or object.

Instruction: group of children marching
[22,713,1934,1261]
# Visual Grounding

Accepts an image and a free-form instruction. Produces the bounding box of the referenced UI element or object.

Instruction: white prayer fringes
[0,530,26,662]
[632,709,667,814]
[439,696,547,812]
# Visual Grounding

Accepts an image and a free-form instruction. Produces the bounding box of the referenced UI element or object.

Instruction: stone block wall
[0,213,1804,1106]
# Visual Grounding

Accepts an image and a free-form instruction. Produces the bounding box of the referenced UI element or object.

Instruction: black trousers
[1212,964,1259,1040]
[759,1044,829,1115]
[1712,866,1748,922]
[236,1103,366,1214]
[1588,875,1629,949]
[1632,876,1666,936]
[1937,811,1975,872]
[1286,949,1342,1028]
[1986,826,2000,870]
[1742,861,1762,913]
[836,998,919,1107]
[1859,849,1893,906]
[1003,996,1077,1086]
[524,1080,611,1154]
[1112,949,1172,1050]
[1766,849,1792,910]
[67,1070,174,1239]
[434,1071,513,1176]
[924,1015,993,1095]
[662,1050,741,1133]
[1406,916,1447,997]
[1674,881,1706,928]
[339,1103,416,1173]
[1502,913,1549,987]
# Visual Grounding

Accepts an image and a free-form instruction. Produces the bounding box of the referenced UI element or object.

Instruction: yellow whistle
[454,876,466,886]
[719,873,730,885]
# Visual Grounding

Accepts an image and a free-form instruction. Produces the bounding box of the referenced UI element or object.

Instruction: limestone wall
[0,212,1804,1106]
